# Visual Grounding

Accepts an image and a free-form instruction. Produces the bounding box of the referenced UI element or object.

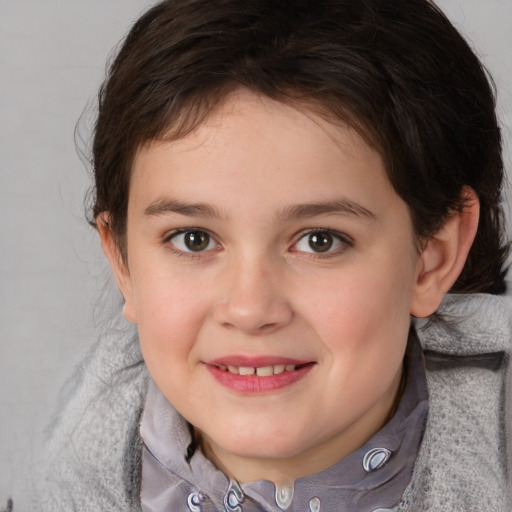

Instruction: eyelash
[164,228,353,259]
[164,228,220,259]
[291,229,353,258]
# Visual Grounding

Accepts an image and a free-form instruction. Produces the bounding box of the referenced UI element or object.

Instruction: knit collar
[140,332,428,512]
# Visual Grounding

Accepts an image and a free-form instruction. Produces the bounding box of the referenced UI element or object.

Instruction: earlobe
[97,213,138,324]
[410,187,480,318]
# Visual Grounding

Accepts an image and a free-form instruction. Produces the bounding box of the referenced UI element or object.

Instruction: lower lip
[205,364,314,393]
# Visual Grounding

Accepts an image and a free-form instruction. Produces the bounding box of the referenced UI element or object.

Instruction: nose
[212,256,294,335]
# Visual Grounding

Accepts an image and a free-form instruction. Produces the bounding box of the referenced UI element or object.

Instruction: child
[22,0,511,510]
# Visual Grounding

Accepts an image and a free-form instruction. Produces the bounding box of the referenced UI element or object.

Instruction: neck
[196,366,404,485]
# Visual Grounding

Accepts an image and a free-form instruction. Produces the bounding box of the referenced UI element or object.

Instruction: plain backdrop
[1,0,511,503]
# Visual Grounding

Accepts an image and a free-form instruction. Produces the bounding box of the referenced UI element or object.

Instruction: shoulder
[30,326,148,511]
[397,293,512,511]
[417,293,512,355]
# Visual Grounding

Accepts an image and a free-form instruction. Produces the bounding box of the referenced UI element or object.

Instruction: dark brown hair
[90,0,509,294]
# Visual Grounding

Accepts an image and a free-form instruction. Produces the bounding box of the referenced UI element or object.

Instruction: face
[109,90,428,483]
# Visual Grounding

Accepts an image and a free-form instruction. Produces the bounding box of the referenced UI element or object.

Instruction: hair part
[89,0,509,294]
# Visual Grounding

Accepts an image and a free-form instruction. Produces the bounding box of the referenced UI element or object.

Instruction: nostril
[259,322,278,332]
[220,321,278,333]
[212,294,294,333]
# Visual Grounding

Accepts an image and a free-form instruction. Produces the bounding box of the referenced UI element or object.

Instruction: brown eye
[293,230,350,255]
[308,232,333,252]
[184,231,210,251]
[170,230,216,253]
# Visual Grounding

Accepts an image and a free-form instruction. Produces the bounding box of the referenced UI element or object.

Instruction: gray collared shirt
[140,332,428,512]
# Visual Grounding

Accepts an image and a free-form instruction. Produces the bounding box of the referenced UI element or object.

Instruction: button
[309,497,321,512]
[187,491,204,512]
[228,492,238,507]
[275,483,294,510]
[224,480,244,512]
[362,447,392,472]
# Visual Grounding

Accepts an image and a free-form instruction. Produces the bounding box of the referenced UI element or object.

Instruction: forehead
[129,89,400,220]
[135,88,381,168]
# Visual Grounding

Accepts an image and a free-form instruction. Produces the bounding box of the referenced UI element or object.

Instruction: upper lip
[205,355,313,367]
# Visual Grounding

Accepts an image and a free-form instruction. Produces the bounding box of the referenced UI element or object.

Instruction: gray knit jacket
[13,293,512,511]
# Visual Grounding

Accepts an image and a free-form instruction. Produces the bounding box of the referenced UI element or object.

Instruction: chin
[210,427,314,460]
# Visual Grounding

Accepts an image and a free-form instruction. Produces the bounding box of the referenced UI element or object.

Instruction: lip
[204,355,315,394]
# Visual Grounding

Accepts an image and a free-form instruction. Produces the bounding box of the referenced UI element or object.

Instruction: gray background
[1,0,511,503]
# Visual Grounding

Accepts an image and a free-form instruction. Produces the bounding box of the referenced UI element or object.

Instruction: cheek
[304,268,412,413]
[133,272,212,362]
[299,258,416,364]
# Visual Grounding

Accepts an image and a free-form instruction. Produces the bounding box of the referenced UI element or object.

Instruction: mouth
[204,357,315,393]
[215,362,307,376]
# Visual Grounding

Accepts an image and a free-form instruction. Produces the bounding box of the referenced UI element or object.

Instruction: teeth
[221,363,299,375]
[227,365,240,375]
[273,364,285,375]
[256,366,273,377]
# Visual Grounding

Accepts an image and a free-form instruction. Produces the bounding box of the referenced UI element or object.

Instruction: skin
[100,89,479,485]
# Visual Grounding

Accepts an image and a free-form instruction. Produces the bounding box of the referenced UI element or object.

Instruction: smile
[205,358,315,393]
[216,364,298,376]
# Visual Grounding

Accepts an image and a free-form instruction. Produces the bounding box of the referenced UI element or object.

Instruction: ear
[410,187,480,318]
[97,213,138,324]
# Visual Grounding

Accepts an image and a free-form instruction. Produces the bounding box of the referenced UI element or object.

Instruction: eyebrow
[144,199,225,219]
[143,198,376,222]
[275,199,377,222]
